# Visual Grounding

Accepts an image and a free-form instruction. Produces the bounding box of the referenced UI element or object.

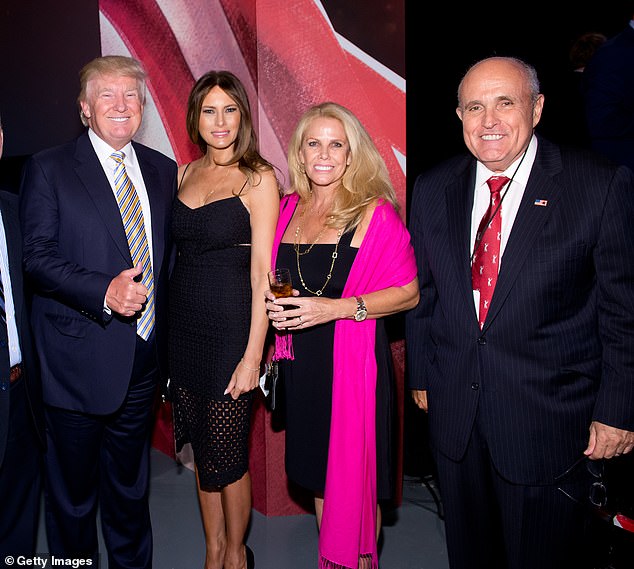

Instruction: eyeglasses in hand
[555,456,609,518]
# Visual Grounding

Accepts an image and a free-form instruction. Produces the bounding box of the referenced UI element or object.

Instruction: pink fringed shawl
[272,193,417,569]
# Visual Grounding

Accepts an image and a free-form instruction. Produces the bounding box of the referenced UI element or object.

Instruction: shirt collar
[88,128,135,169]
[476,134,538,190]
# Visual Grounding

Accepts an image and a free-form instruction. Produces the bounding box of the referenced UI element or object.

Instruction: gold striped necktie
[111,151,155,340]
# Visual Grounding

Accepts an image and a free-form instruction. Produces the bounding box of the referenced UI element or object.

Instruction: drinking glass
[268,268,293,300]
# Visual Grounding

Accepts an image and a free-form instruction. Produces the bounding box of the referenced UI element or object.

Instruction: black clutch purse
[260,360,280,411]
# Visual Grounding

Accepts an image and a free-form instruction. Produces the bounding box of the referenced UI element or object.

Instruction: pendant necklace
[201,165,232,206]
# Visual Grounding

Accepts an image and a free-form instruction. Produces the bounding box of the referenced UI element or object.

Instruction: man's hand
[411,389,428,412]
[105,264,147,317]
[585,421,634,459]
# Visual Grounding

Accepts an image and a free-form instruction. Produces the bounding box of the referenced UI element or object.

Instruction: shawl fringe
[273,330,294,361]
[319,554,378,569]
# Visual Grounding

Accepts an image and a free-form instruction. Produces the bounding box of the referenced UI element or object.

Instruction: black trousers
[0,377,42,556]
[44,335,158,569]
[433,414,597,569]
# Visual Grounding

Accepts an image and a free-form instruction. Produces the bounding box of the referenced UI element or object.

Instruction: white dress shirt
[89,129,155,266]
[89,129,155,312]
[471,134,538,317]
[0,209,21,367]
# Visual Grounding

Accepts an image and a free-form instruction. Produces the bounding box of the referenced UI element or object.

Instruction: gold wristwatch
[354,296,368,322]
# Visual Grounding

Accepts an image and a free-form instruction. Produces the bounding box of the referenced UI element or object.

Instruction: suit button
[477,337,486,345]
[471,382,479,390]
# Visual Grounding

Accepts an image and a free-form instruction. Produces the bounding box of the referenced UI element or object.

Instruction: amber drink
[270,281,293,298]
[268,268,293,308]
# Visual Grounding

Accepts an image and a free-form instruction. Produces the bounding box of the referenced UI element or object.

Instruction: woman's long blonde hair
[287,102,398,231]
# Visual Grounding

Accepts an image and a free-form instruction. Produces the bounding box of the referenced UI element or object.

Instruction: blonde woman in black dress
[168,71,279,569]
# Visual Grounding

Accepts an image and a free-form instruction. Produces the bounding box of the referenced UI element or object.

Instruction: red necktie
[471,176,509,328]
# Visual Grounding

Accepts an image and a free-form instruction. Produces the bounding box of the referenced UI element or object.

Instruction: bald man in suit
[406,56,634,569]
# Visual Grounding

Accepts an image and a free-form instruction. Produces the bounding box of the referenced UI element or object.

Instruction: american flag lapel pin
[534,199,548,207]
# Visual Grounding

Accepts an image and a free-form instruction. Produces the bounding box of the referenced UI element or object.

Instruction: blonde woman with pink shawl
[265,102,419,569]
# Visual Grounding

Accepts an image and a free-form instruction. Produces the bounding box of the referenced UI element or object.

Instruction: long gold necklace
[294,205,343,296]
[293,201,328,255]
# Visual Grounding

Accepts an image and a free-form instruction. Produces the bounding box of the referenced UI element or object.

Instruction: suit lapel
[134,143,166,280]
[447,164,480,322]
[483,140,564,329]
[73,134,132,264]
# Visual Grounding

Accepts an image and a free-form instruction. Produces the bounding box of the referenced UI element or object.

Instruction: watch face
[355,309,368,322]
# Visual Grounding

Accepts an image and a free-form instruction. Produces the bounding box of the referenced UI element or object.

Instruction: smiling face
[456,58,544,172]
[80,72,144,150]
[197,86,241,152]
[299,116,351,191]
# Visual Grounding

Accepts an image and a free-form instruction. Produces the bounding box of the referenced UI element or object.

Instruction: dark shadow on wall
[0,156,27,194]
[0,0,101,189]
[0,1,101,157]
[321,0,405,78]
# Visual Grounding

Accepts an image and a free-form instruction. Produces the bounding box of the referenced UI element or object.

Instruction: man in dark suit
[19,55,177,567]
[405,56,634,569]
[582,14,634,172]
[0,113,45,556]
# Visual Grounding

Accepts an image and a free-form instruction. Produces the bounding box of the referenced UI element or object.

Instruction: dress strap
[177,162,192,193]
[339,229,355,248]
[236,176,249,196]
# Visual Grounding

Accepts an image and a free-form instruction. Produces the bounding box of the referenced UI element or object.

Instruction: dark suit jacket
[0,190,44,468]
[19,132,177,415]
[406,135,634,485]
[582,23,634,172]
